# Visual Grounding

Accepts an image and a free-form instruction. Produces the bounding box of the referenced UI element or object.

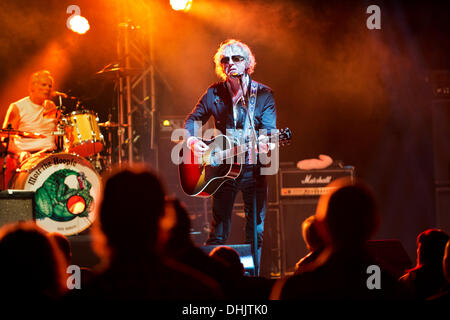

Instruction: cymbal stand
[106,113,113,170]
[55,96,65,152]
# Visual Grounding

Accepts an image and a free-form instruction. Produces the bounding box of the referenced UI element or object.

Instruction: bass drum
[10,153,102,236]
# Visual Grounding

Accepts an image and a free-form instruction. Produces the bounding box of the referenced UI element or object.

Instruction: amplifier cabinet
[280,198,319,276]
[234,171,279,207]
[278,167,354,276]
[436,187,450,233]
[0,190,36,228]
[280,167,355,198]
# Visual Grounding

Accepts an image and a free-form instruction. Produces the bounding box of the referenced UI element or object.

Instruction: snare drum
[63,110,104,157]
[10,153,101,235]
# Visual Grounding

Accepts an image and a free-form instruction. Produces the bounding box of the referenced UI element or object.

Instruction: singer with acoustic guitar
[184,39,279,268]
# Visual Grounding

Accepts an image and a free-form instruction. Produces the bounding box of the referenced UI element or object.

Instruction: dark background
[0,0,449,260]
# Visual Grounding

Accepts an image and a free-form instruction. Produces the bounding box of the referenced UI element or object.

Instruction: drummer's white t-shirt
[9,96,57,153]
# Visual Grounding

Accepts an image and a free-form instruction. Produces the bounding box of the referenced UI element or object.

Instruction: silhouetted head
[47,232,72,265]
[0,222,66,299]
[209,246,244,277]
[416,229,449,267]
[94,165,166,257]
[301,215,324,252]
[315,177,379,249]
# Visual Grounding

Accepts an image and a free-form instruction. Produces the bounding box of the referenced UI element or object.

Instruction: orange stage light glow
[0,41,74,124]
[170,0,192,12]
[68,15,90,34]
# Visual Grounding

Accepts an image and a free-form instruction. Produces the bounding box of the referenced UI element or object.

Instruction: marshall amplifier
[279,166,355,275]
[280,167,355,197]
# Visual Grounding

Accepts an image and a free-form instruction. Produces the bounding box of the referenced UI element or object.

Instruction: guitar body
[178,135,242,197]
[179,128,291,198]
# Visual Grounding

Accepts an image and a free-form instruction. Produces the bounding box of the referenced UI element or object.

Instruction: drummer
[2,70,59,159]
[1,70,59,188]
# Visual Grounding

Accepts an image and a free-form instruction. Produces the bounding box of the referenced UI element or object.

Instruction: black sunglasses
[220,55,245,64]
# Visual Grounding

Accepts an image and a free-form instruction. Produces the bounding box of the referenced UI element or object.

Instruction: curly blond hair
[213,39,256,81]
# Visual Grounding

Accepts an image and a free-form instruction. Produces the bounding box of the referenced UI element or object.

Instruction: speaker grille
[0,191,36,228]
[432,100,450,185]
[280,198,319,276]
[436,187,450,233]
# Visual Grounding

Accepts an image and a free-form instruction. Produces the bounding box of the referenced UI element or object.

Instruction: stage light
[170,0,192,12]
[162,119,171,127]
[68,15,90,34]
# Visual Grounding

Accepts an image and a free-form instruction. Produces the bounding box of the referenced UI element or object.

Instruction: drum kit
[0,64,143,235]
[0,101,127,236]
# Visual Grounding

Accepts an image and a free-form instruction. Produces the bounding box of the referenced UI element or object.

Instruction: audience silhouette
[209,246,245,277]
[428,239,450,302]
[209,245,276,299]
[163,197,275,299]
[0,222,67,301]
[47,231,95,290]
[163,197,231,294]
[3,167,449,303]
[47,232,72,267]
[271,177,404,300]
[294,215,324,275]
[399,228,449,300]
[71,164,222,300]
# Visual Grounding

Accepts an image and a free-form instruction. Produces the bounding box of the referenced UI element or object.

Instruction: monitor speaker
[201,244,255,276]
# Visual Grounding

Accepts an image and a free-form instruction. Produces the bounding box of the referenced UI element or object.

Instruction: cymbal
[0,129,46,139]
[96,67,141,77]
[98,121,129,128]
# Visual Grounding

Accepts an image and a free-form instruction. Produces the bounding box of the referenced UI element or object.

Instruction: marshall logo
[301,174,333,185]
[281,168,354,197]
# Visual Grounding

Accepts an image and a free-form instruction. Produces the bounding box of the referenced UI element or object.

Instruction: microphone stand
[237,74,260,276]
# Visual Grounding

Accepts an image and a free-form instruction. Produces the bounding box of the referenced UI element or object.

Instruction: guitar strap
[243,81,258,164]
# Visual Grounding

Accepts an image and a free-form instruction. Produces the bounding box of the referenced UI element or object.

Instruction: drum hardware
[85,153,107,173]
[1,125,13,190]
[1,125,48,189]
[51,88,130,171]
[95,65,141,78]
[53,130,65,136]
[0,128,46,139]
[98,121,129,128]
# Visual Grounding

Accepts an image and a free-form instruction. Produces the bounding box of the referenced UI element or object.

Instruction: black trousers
[206,165,268,248]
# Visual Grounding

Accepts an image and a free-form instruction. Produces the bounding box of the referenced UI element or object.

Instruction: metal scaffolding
[115,0,157,168]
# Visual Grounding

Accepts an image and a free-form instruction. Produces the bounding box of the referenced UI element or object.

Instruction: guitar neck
[214,142,248,163]
[214,132,281,162]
